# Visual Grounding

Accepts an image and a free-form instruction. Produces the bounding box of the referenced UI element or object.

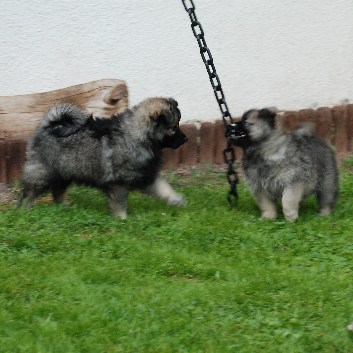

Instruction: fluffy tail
[293,122,315,137]
[42,103,88,137]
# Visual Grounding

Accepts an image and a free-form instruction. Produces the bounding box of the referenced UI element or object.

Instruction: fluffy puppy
[18,97,187,219]
[232,108,339,221]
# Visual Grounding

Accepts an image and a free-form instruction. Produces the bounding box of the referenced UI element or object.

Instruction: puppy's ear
[154,98,179,122]
[167,98,178,107]
[152,99,179,123]
[264,107,286,131]
[267,106,278,114]
[144,98,170,121]
[142,97,179,124]
[150,109,173,124]
[259,108,277,128]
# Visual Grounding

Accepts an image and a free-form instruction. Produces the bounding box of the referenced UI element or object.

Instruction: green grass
[1,161,353,353]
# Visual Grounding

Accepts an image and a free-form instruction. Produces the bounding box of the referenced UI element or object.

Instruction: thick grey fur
[18,97,187,219]
[233,109,339,221]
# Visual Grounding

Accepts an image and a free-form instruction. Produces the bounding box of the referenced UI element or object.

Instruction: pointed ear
[148,100,174,123]
[259,108,277,128]
[138,97,178,124]
[150,110,172,123]
[167,98,178,107]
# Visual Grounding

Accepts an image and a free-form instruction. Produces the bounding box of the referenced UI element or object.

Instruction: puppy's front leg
[143,175,186,206]
[106,185,129,219]
[282,183,304,221]
[254,188,277,220]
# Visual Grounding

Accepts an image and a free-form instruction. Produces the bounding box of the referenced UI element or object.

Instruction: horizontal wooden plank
[0,79,129,140]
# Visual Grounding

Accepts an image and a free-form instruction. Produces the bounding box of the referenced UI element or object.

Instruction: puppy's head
[232,108,277,147]
[139,97,188,149]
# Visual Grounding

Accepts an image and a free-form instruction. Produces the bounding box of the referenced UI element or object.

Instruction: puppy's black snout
[228,121,250,148]
[161,128,188,149]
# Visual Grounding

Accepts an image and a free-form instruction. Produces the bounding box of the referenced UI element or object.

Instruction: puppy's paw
[115,211,127,220]
[283,207,299,221]
[319,207,331,216]
[261,211,277,220]
[167,194,187,206]
[110,208,127,220]
[284,214,298,222]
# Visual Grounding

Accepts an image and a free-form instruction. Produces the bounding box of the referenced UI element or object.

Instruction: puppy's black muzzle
[227,122,250,148]
[162,128,188,149]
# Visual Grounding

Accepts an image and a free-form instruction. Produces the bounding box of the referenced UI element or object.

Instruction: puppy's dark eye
[244,121,253,128]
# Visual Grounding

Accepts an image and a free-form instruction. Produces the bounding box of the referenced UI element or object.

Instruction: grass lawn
[0,158,353,353]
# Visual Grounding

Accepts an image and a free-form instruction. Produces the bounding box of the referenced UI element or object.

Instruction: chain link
[182,0,238,204]
[223,136,239,203]
[182,0,234,124]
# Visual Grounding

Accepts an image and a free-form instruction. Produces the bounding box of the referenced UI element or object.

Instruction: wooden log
[0,79,129,141]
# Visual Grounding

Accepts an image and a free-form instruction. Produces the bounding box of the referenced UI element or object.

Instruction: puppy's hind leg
[52,180,70,204]
[20,186,46,209]
[106,185,129,219]
[316,175,338,216]
[254,188,277,220]
[17,186,28,208]
[317,189,335,216]
[143,175,186,206]
[19,160,52,209]
[18,182,47,209]
[282,183,304,221]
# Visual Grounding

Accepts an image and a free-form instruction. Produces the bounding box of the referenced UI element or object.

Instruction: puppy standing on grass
[232,108,339,221]
[18,97,187,219]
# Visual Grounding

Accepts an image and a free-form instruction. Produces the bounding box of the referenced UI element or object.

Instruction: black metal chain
[182,0,233,125]
[223,142,239,205]
[182,0,238,204]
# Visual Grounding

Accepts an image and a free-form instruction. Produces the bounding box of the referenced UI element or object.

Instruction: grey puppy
[232,108,338,221]
[18,97,187,219]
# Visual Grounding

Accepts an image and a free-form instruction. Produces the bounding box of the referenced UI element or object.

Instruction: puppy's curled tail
[293,122,315,137]
[42,103,89,137]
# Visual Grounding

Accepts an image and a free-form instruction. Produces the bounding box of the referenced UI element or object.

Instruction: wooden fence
[1,104,352,184]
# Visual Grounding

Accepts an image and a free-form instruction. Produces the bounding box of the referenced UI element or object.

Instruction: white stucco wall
[1,0,353,122]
